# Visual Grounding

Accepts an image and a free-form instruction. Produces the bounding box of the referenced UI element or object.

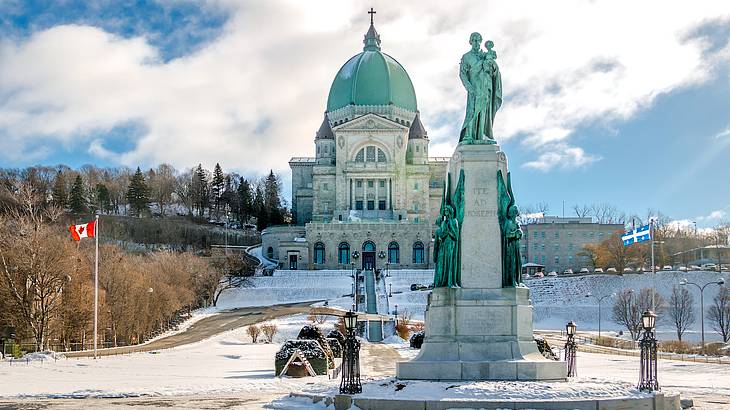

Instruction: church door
[289,254,298,270]
[362,241,376,270]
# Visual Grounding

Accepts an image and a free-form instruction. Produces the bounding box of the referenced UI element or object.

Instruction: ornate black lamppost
[638,310,659,392]
[340,311,362,394]
[565,321,577,377]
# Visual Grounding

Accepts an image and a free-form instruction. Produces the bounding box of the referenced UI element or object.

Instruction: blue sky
[0,1,728,227]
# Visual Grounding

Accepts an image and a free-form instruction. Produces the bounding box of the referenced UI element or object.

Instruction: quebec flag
[622,225,651,246]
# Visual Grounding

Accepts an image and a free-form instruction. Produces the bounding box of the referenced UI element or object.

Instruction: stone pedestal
[396,143,566,381]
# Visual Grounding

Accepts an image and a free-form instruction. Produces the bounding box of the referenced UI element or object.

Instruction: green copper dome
[326,23,417,113]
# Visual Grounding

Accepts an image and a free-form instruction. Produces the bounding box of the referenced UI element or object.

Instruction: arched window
[338,242,350,264]
[314,242,325,264]
[388,242,400,264]
[413,242,424,264]
[363,241,376,252]
[267,246,274,259]
[355,146,387,163]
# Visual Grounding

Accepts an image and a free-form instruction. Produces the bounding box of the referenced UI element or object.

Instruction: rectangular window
[555,256,560,264]
[367,200,375,210]
[368,180,374,188]
[541,255,546,264]
[366,146,376,162]
[568,243,574,250]
[554,243,559,251]
[534,256,538,263]
[324,201,329,211]
[568,232,573,237]
[379,180,385,188]
[541,231,546,238]
[356,180,362,188]
[541,244,545,251]
[533,243,538,250]
[378,200,386,210]
[533,231,538,238]
[323,182,328,191]
[355,200,363,210]
[414,182,419,190]
[554,232,559,239]
[568,256,573,264]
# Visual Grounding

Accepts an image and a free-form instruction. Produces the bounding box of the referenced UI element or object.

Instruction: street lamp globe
[344,311,357,332]
[679,278,688,286]
[718,278,726,286]
[566,321,577,336]
[641,310,656,331]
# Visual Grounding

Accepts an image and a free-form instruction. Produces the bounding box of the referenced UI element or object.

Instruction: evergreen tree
[237,177,253,223]
[211,163,225,218]
[263,170,284,226]
[126,167,150,217]
[191,164,209,218]
[95,183,111,214]
[253,185,267,231]
[221,175,235,221]
[51,171,67,210]
[69,175,87,213]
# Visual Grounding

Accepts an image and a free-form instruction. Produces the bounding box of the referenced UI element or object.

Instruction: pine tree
[263,170,284,226]
[51,171,67,210]
[126,167,150,217]
[253,185,267,231]
[237,177,253,223]
[211,163,225,219]
[69,175,87,213]
[192,164,209,218]
[95,183,111,214]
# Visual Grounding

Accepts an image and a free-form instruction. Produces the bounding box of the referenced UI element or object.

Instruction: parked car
[563,269,574,275]
[522,273,531,281]
[593,267,604,273]
[547,271,558,277]
[579,267,590,274]
[534,272,545,278]
[606,267,617,273]
[702,263,717,271]
[642,266,652,272]
[662,265,673,271]
[410,283,428,291]
[689,265,701,271]
[677,266,688,272]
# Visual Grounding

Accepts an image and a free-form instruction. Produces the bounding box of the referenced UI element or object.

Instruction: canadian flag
[69,221,96,241]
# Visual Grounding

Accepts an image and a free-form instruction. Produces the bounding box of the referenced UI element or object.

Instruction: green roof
[326,24,417,113]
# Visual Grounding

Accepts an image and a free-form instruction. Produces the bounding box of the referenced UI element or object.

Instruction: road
[65,301,317,358]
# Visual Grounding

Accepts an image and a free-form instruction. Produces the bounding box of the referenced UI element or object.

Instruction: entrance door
[289,254,298,270]
[362,241,376,270]
[362,252,375,270]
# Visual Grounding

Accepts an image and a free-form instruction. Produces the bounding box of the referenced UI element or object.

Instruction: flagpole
[650,218,655,312]
[93,214,99,359]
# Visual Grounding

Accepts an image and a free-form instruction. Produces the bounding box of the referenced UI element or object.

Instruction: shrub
[297,325,334,369]
[704,342,729,357]
[409,331,424,349]
[261,323,278,343]
[410,322,425,333]
[274,340,328,375]
[246,324,261,343]
[327,338,342,358]
[327,329,345,347]
[659,340,693,354]
[395,309,412,340]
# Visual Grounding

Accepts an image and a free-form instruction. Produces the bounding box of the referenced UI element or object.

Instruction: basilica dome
[326,23,417,113]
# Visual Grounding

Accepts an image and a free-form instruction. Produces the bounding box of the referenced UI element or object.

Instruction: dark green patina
[497,170,522,287]
[433,170,465,288]
[459,33,502,144]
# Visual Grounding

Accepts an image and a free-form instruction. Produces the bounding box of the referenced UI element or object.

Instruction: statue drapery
[433,170,465,288]
[459,33,502,144]
[497,170,522,287]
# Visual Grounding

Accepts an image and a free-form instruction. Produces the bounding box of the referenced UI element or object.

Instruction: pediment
[333,113,408,132]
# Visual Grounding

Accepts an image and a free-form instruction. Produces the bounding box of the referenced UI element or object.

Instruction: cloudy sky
[1,0,729,227]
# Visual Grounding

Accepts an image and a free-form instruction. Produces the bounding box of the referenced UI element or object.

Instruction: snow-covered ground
[0,315,337,399]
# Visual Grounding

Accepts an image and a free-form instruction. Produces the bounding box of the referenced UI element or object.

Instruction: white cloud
[523,144,601,172]
[715,126,730,139]
[0,0,728,180]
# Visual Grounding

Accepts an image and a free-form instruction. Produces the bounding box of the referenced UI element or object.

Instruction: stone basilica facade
[262,20,448,270]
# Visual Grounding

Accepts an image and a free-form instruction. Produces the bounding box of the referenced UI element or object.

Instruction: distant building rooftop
[528,216,621,225]
[289,157,316,164]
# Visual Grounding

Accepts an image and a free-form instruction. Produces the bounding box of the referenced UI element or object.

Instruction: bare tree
[612,288,665,340]
[0,183,70,349]
[148,164,177,216]
[204,255,255,307]
[573,204,592,218]
[708,287,730,342]
[668,286,695,341]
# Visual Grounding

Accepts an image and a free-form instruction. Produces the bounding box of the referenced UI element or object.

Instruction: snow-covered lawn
[0,316,338,399]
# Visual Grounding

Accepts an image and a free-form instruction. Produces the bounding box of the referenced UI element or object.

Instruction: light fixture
[566,321,577,336]
[641,310,656,331]
[344,311,357,332]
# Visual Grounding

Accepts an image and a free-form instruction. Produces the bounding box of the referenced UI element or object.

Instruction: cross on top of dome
[363,8,381,51]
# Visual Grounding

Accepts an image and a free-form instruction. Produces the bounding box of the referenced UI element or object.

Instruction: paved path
[65,301,317,358]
